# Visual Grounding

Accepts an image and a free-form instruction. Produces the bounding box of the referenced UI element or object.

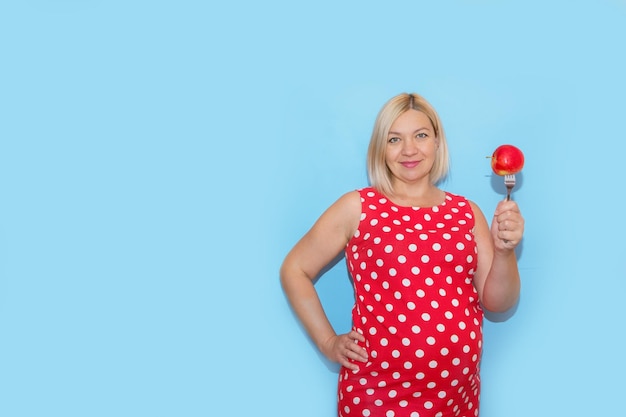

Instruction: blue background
[1,1,625,416]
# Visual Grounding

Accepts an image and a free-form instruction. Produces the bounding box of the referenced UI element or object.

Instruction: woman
[280,92,524,417]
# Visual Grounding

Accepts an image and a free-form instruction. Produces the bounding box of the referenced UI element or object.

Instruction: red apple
[490,144,525,175]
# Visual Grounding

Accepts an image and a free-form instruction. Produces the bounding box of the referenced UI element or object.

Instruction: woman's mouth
[401,161,420,168]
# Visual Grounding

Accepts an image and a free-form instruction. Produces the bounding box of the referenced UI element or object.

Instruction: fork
[504,174,516,200]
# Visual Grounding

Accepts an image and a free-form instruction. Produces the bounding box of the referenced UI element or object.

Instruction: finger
[341,357,360,372]
[337,345,364,370]
[348,330,366,343]
[341,336,367,360]
[494,200,521,216]
[348,344,368,362]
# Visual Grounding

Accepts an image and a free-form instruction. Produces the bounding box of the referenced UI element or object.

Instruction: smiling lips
[400,161,420,168]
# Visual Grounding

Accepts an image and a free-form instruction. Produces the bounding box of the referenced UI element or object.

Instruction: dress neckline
[366,187,450,210]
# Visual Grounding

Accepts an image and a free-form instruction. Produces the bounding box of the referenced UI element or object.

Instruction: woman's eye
[388,137,400,143]
[416,133,428,139]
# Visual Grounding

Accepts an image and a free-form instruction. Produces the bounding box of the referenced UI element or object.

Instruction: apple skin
[491,144,525,175]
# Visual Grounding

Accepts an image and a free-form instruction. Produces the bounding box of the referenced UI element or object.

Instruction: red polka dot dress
[338,187,483,417]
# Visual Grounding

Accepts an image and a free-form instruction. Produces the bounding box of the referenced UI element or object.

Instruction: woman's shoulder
[334,187,370,210]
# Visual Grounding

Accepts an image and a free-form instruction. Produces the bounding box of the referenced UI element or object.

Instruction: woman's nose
[402,138,418,155]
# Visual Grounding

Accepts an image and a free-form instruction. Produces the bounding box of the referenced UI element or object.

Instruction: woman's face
[385,109,438,186]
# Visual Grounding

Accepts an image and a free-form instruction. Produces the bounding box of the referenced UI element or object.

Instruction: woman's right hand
[320,330,368,371]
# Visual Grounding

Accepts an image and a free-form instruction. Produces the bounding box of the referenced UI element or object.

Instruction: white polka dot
[384,245,393,253]
[402,278,411,287]
[398,255,407,263]
[408,243,418,252]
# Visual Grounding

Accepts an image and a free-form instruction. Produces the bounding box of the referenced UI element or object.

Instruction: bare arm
[279,191,368,370]
[471,200,524,313]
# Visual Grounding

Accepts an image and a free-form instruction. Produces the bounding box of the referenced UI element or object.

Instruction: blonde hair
[366,93,449,195]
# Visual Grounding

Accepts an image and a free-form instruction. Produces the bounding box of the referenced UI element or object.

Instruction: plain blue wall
[1,1,625,416]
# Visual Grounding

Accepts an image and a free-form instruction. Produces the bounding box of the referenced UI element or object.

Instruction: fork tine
[504,174,516,201]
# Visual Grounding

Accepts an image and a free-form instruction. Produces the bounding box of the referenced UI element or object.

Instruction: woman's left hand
[491,200,524,250]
